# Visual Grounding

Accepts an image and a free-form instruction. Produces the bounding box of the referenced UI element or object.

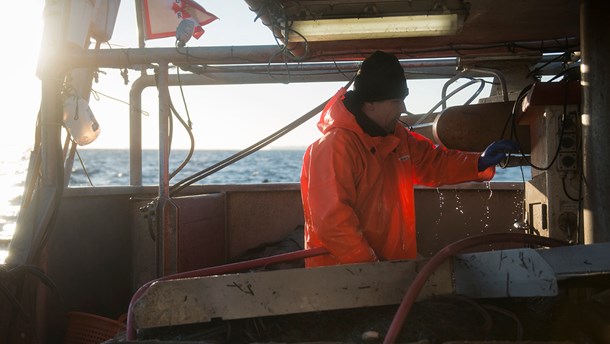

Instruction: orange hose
[383,233,569,344]
[125,246,328,340]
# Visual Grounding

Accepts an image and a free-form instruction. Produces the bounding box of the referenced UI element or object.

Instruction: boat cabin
[1,1,609,343]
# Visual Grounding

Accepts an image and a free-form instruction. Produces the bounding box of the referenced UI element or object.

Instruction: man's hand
[478,140,520,171]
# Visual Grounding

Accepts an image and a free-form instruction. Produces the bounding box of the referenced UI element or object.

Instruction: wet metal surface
[134,243,610,330]
[454,248,557,298]
[538,242,610,278]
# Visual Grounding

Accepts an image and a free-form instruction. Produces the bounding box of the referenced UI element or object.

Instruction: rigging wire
[90,89,150,117]
[169,97,327,196]
[74,147,94,186]
[169,77,355,196]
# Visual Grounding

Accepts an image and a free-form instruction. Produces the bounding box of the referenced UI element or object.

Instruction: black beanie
[353,51,409,102]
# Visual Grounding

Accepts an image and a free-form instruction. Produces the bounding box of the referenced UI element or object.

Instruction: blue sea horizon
[69,148,529,187]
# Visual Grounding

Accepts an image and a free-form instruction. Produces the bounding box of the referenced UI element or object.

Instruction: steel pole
[580,0,610,243]
[156,62,179,275]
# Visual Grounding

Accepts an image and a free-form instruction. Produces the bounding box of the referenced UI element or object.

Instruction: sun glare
[0,3,43,153]
[0,3,43,263]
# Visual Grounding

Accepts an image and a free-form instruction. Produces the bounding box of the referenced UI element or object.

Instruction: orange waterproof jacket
[301,88,495,267]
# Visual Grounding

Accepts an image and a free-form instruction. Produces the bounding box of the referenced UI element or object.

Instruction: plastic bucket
[64,311,126,344]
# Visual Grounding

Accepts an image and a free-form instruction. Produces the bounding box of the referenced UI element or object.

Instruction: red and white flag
[142,0,218,40]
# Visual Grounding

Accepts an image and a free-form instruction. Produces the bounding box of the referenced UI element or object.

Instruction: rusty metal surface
[133,259,454,329]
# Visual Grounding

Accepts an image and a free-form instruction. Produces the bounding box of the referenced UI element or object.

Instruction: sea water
[0,148,528,263]
[68,149,306,186]
[0,149,306,262]
[0,148,29,263]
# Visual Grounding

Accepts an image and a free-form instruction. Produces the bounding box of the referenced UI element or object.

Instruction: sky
[0,1,342,153]
[0,1,485,154]
[0,2,44,156]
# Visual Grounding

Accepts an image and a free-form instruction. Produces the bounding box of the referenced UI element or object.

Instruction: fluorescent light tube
[288,14,460,42]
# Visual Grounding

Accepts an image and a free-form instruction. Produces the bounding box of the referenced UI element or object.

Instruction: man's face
[363,98,407,133]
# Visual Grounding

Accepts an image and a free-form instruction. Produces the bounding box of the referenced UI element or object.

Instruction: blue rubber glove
[478,140,520,171]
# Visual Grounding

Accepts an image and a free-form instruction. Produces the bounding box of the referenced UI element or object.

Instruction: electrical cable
[517,91,562,170]
[270,1,310,62]
[6,88,65,342]
[152,67,196,181]
[28,80,66,266]
[19,110,43,210]
[505,80,572,172]
[267,49,293,84]
[168,104,173,153]
[251,0,576,62]
[314,40,578,62]
[526,51,572,79]
[332,59,353,80]
[501,84,532,140]
[0,273,29,321]
[168,100,195,180]
[176,67,193,128]
[561,175,581,202]
[382,232,569,344]
[495,83,533,173]
[548,66,580,82]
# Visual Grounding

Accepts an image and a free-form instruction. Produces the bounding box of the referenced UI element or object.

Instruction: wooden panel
[173,193,226,272]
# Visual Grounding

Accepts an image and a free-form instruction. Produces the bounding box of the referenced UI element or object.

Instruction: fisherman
[300,50,519,267]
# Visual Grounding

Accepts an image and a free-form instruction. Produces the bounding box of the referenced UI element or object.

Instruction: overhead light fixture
[287,14,462,42]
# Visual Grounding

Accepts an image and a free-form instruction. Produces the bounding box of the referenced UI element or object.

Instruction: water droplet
[485,181,493,199]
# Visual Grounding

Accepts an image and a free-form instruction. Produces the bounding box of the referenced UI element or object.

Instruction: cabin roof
[246,0,579,60]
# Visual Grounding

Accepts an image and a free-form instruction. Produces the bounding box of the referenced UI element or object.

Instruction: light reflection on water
[0,148,29,263]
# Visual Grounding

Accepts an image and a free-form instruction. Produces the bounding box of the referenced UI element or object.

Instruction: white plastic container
[37,1,103,77]
[63,95,101,146]
[90,0,121,43]
[66,0,97,48]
